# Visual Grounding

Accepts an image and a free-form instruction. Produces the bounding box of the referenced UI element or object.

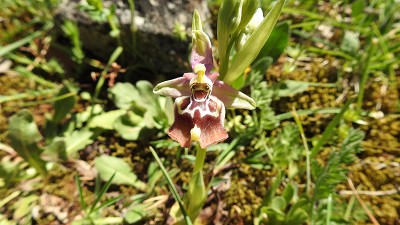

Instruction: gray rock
[56,0,211,79]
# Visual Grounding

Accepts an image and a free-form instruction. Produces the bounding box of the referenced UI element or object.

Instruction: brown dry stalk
[339,189,398,196]
[347,178,380,225]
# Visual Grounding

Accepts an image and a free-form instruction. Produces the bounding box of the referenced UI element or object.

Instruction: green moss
[223,163,271,223]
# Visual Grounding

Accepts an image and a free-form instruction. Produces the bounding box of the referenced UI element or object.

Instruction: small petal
[212,80,256,110]
[207,72,219,82]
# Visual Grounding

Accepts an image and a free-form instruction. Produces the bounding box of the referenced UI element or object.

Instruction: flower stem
[193,145,206,174]
[186,145,208,222]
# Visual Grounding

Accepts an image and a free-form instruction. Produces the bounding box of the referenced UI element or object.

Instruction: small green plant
[79,0,122,47]
[253,113,366,225]
[73,173,124,225]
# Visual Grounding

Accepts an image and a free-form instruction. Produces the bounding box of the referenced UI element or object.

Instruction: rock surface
[56,0,211,78]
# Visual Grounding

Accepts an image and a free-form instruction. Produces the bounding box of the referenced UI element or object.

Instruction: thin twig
[347,178,380,225]
[340,188,399,196]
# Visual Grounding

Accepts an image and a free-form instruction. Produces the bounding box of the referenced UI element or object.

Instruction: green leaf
[286,208,308,225]
[0,191,20,209]
[310,99,354,158]
[223,0,286,84]
[313,129,364,200]
[124,205,147,223]
[286,198,309,225]
[351,0,365,19]
[75,175,87,211]
[274,80,310,97]
[0,30,42,57]
[256,22,289,62]
[109,82,138,110]
[113,111,155,141]
[13,195,38,219]
[149,147,193,225]
[186,171,207,221]
[44,84,78,139]
[260,206,285,224]
[62,130,94,156]
[89,172,116,214]
[88,109,126,130]
[262,171,283,206]
[8,110,47,175]
[340,31,360,55]
[282,183,296,204]
[94,155,146,190]
[52,85,78,123]
[271,196,287,212]
[236,0,259,32]
[217,0,242,63]
[44,139,67,161]
[110,81,172,132]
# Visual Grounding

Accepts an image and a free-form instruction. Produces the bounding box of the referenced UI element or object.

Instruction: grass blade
[94,195,124,212]
[89,172,116,214]
[0,31,42,57]
[93,46,123,100]
[75,176,87,210]
[310,98,354,158]
[149,146,193,225]
[292,108,311,197]
[275,107,342,121]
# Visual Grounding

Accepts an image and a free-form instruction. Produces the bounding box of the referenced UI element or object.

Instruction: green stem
[193,145,207,174]
[219,31,239,81]
[292,109,311,197]
[127,0,137,56]
[93,46,123,100]
[88,47,123,122]
[356,38,377,113]
[326,194,333,225]
[186,145,208,222]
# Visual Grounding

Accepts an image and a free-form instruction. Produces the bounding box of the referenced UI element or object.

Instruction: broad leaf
[63,130,94,156]
[88,109,127,130]
[52,85,78,123]
[94,155,146,191]
[124,205,147,223]
[45,84,78,140]
[274,80,310,97]
[256,22,290,62]
[8,110,47,175]
[109,82,138,109]
[13,195,39,220]
[113,112,155,141]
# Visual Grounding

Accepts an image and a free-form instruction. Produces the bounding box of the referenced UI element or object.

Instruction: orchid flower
[153,29,256,149]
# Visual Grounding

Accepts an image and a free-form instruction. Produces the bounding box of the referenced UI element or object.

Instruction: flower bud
[192,9,202,31]
[191,30,213,73]
[246,8,264,33]
[235,8,263,52]
[236,0,259,32]
[217,0,242,62]
[235,32,248,52]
